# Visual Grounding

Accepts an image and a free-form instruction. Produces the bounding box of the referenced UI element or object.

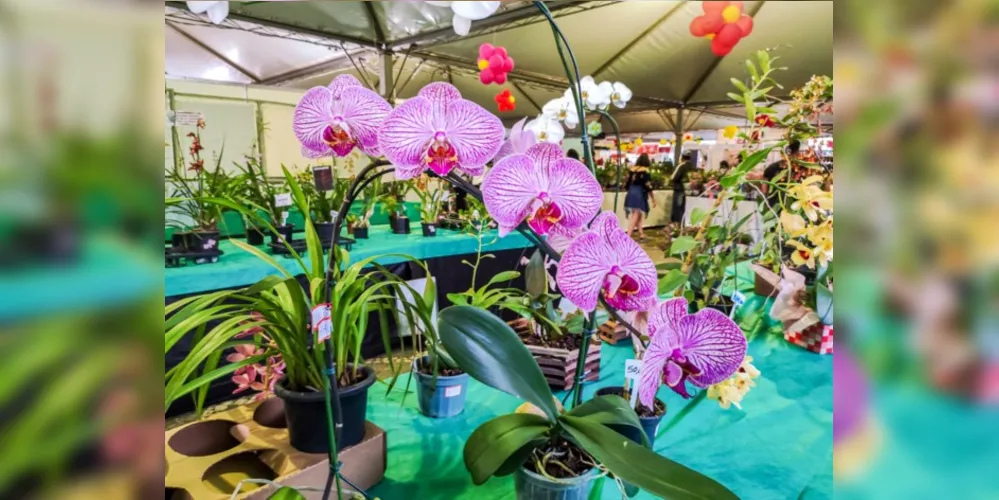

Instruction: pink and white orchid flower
[380,82,504,179]
[482,142,602,237]
[556,212,657,312]
[524,115,565,144]
[638,297,747,406]
[293,75,391,158]
[493,117,538,164]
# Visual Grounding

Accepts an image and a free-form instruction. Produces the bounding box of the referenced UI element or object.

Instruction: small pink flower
[483,143,602,237]
[293,74,391,158]
[556,212,657,312]
[379,82,504,179]
[226,344,263,363]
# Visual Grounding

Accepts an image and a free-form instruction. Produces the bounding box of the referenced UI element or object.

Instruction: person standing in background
[566,148,580,160]
[624,154,656,241]
[670,151,696,224]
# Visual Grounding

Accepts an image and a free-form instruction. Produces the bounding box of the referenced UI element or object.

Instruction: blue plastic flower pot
[514,466,599,500]
[593,386,666,448]
[412,357,468,418]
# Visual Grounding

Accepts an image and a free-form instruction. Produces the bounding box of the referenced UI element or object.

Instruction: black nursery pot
[390,215,411,234]
[353,226,369,239]
[273,365,376,453]
[269,224,294,244]
[179,230,220,252]
[593,387,667,448]
[246,227,266,246]
[314,222,336,244]
[421,222,437,237]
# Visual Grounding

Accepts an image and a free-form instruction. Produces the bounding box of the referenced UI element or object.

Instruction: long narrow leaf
[463,413,551,485]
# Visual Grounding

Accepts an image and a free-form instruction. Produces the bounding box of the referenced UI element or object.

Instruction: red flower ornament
[478,43,515,85]
[689,1,755,57]
[495,89,516,112]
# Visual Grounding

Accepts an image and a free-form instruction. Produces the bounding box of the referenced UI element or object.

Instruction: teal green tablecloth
[165,226,532,297]
[366,337,833,499]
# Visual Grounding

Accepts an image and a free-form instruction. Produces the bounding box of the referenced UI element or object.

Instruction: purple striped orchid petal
[380,83,503,179]
[302,145,331,159]
[556,210,656,313]
[638,300,747,407]
[547,225,583,253]
[482,143,601,239]
[293,78,390,159]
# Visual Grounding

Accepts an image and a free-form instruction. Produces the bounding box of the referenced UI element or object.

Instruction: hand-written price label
[624,359,643,409]
[274,193,293,207]
[311,304,332,342]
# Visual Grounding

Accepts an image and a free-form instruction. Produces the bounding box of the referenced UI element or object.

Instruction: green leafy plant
[437,306,737,499]
[355,176,383,228]
[165,167,419,412]
[165,123,240,230]
[233,151,286,229]
[414,176,445,224]
[380,179,413,217]
[297,167,351,224]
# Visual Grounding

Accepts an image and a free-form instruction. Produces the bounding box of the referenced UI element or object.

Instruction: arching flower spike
[483,143,602,237]
[638,297,747,406]
[380,82,504,179]
[293,75,391,158]
[557,212,657,312]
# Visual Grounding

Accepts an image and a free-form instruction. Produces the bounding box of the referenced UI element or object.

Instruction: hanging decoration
[495,89,516,112]
[478,43,515,85]
[683,133,694,142]
[659,138,668,145]
[689,1,755,57]
[634,138,644,147]
[587,120,603,137]
[722,125,739,139]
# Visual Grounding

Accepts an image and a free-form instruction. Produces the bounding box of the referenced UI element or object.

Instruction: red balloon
[479,68,494,85]
[494,46,507,59]
[735,15,753,36]
[701,13,725,34]
[711,37,734,56]
[488,54,504,69]
[715,23,742,47]
[728,1,744,11]
[702,1,728,15]
[689,15,709,37]
[503,57,514,72]
[494,72,507,84]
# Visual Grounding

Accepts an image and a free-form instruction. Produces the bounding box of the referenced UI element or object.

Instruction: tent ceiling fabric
[164,1,832,133]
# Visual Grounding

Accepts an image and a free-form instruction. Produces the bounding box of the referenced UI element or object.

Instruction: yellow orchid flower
[790,240,817,268]
[780,211,809,238]
[788,183,833,221]
[707,356,760,410]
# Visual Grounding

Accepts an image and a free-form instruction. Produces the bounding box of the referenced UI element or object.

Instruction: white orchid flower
[564,76,611,111]
[427,1,501,36]
[542,96,579,129]
[187,1,229,24]
[525,115,565,144]
[609,82,633,108]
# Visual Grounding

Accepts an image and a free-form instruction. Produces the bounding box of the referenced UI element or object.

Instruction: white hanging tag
[731,290,747,308]
[311,304,332,342]
[280,211,289,226]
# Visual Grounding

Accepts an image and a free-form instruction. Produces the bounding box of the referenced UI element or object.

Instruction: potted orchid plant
[414,174,445,237]
[352,176,383,239]
[232,152,290,245]
[381,180,413,234]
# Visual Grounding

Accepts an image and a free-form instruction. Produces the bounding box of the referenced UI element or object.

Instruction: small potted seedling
[415,175,444,237]
[353,177,383,239]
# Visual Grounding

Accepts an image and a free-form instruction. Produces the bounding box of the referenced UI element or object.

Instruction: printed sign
[274,193,293,207]
[311,304,332,342]
[174,111,203,126]
[445,385,462,398]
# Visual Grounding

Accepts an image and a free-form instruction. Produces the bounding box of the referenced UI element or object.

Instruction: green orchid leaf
[567,395,648,447]
[463,413,551,485]
[657,269,688,296]
[669,236,697,256]
[437,306,558,421]
[486,270,521,287]
[560,415,738,500]
[689,208,707,225]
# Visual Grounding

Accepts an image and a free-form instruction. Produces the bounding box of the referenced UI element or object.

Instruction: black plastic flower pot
[246,227,266,246]
[353,226,369,239]
[594,386,667,447]
[390,215,411,235]
[273,364,375,453]
[269,224,294,245]
[179,230,220,252]
[421,222,437,237]
[314,222,336,244]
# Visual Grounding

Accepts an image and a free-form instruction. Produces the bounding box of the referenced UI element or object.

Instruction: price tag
[311,304,332,342]
[731,291,747,308]
[624,359,643,409]
[330,210,339,223]
[444,385,462,398]
[274,193,293,207]
[280,211,289,226]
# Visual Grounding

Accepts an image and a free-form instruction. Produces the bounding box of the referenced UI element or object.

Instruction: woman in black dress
[624,154,657,240]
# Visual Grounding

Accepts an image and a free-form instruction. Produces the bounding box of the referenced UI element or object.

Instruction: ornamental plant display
[232,152,285,230]
[165,120,239,232]
[414,175,446,224]
[354,176,383,229]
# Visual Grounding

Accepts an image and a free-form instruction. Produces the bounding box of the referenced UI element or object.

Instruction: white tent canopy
[165,1,832,134]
